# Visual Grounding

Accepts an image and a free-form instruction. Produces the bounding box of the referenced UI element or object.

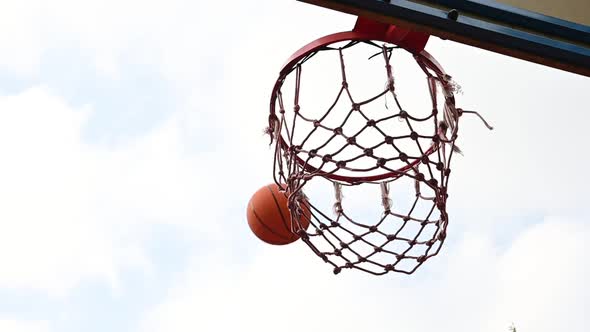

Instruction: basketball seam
[250,201,292,243]
[266,185,295,240]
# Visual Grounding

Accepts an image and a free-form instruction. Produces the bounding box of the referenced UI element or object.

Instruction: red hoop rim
[270,31,455,184]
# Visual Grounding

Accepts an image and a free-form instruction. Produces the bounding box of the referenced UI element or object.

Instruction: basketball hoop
[263,19,492,275]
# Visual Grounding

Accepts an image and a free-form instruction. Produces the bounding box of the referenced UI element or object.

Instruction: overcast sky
[0,1,588,332]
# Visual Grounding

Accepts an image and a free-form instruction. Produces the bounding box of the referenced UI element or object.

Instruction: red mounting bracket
[353,16,430,54]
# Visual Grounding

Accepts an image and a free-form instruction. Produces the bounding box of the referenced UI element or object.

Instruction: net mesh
[267,41,487,275]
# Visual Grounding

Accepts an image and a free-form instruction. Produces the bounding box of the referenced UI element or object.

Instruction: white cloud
[0,319,50,332]
[0,0,349,81]
[0,1,43,77]
[0,86,239,296]
[489,218,590,331]
[0,87,115,296]
[142,216,589,332]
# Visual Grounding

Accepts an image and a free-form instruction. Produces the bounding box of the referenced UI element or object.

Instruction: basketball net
[266,20,492,275]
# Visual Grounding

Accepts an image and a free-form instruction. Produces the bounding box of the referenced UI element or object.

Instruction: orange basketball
[247,183,311,245]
